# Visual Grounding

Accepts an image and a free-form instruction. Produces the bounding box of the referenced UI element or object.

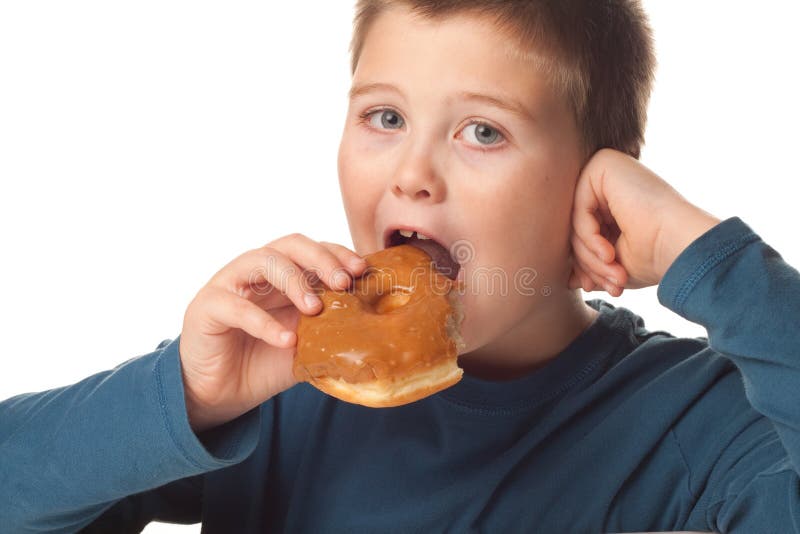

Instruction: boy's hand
[179,234,367,433]
[568,148,721,295]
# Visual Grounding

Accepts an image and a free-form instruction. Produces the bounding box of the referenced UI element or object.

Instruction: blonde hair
[349,0,656,159]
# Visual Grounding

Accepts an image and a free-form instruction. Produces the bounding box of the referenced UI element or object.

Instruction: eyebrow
[348,82,537,122]
[348,82,402,102]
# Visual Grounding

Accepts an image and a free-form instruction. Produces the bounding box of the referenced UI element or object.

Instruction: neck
[458,289,599,381]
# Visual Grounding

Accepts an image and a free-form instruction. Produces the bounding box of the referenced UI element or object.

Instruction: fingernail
[280,331,294,344]
[350,257,367,270]
[304,293,320,309]
[606,276,619,286]
[334,272,350,288]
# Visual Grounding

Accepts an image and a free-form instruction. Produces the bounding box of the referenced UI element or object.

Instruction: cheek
[337,130,386,251]
[469,163,576,270]
[515,180,576,277]
[456,158,568,226]
[338,122,396,186]
[337,142,357,205]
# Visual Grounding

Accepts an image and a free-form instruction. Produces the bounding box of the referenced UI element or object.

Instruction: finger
[205,250,289,309]
[270,233,356,291]
[571,233,627,287]
[572,174,617,263]
[572,262,596,292]
[319,241,368,275]
[212,247,322,315]
[571,260,597,293]
[200,286,296,347]
[576,257,623,296]
[568,256,591,290]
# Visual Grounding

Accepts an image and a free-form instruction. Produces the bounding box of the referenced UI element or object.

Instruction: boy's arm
[0,337,264,532]
[656,216,800,532]
[78,475,203,533]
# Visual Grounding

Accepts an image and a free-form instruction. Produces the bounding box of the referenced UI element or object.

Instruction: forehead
[353,7,560,117]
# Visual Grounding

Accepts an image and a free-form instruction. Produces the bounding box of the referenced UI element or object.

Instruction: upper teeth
[398,229,432,240]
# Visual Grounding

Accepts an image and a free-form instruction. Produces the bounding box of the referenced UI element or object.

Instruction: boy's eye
[461,122,503,146]
[359,109,506,149]
[365,109,405,130]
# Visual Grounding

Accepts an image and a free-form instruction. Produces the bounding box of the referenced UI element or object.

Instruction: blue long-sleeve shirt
[2,216,799,533]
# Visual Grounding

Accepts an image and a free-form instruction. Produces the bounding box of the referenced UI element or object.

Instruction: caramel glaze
[294,244,462,384]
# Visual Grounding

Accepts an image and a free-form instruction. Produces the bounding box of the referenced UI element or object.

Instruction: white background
[1,2,798,532]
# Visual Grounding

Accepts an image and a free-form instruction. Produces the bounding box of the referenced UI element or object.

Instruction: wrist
[184,390,210,433]
[184,386,256,434]
[183,386,226,434]
[656,203,721,280]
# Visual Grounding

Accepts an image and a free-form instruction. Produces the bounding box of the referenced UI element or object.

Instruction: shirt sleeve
[0,336,264,533]
[657,215,800,532]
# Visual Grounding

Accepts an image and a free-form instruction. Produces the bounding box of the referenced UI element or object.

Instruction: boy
[2,1,798,532]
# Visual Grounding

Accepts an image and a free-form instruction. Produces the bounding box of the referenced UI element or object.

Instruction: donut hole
[375,290,412,313]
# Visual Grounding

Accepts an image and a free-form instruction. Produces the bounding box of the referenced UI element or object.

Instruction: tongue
[407,236,461,280]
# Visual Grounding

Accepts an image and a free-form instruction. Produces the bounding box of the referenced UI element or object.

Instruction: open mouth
[385,229,462,280]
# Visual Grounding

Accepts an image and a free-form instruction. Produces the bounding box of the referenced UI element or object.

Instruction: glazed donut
[293,244,465,408]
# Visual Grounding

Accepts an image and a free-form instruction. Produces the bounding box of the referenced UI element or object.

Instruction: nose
[390,144,446,203]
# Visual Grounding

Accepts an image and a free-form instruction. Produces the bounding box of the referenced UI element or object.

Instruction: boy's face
[337,7,586,355]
